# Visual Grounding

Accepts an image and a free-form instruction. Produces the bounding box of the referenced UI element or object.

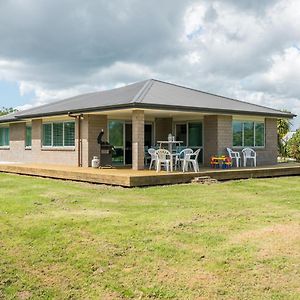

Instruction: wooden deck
[0,162,300,187]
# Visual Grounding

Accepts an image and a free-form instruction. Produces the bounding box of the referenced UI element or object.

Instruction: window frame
[42,121,75,149]
[232,120,265,148]
[0,126,10,148]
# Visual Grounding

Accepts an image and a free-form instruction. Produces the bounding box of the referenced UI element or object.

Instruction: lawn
[0,174,299,300]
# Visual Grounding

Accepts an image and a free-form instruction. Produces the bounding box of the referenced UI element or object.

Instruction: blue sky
[0,80,34,108]
[0,0,299,128]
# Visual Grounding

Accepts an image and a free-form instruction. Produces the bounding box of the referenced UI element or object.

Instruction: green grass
[0,173,300,299]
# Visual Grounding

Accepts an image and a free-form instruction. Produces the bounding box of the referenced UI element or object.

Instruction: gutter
[0,102,296,124]
[7,102,296,120]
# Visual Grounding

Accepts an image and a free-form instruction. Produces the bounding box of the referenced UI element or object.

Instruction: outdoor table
[157,140,183,153]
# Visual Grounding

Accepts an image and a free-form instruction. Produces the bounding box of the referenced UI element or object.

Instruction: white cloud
[0,0,299,128]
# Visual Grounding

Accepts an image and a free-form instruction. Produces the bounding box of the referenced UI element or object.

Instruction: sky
[0,0,299,128]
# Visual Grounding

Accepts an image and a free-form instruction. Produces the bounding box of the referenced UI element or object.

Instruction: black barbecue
[97,129,113,167]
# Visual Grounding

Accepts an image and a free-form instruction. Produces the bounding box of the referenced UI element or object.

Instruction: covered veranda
[89,109,220,170]
[84,107,275,171]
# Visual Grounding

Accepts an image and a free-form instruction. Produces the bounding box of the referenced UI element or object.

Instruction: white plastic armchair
[242,147,257,167]
[226,148,241,167]
[148,148,157,170]
[183,148,201,172]
[155,149,172,172]
[175,148,193,170]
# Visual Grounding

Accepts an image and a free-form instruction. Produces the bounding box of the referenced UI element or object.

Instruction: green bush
[287,130,300,161]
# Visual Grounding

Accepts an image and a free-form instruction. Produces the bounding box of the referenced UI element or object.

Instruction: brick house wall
[0,113,279,168]
[0,119,78,166]
[203,115,277,166]
[203,115,233,166]
[81,114,108,167]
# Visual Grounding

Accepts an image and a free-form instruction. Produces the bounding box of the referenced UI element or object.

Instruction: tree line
[278,117,300,161]
[0,107,17,116]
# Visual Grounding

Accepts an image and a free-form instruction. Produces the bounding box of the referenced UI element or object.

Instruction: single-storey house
[0,79,295,170]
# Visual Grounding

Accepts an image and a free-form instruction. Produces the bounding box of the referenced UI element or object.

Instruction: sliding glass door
[108,120,153,166]
[175,122,203,163]
[108,121,124,165]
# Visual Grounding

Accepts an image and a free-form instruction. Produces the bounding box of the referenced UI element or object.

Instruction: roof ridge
[130,79,153,103]
[150,78,292,115]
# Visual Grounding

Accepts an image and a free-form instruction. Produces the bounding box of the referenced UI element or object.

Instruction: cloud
[0,0,299,128]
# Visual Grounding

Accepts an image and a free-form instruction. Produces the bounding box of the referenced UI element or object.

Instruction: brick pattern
[217,115,233,154]
[132,110,145,170]
[81,114,108,167]
[203,115,218,166]
[254,118,277,165]
[155,118,173,141]
[203,115,233,166]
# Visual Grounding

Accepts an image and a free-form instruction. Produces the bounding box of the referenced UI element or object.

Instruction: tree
[287,129,300,161]
[277,117,291,158]
[0,107,17,116]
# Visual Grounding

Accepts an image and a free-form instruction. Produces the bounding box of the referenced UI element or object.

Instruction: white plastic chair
[155,149,172,172]
[226,148,241,167]
[148,148,157,170]
[175,148,193,170]
[242,148,257,167]
[182,148,201,172]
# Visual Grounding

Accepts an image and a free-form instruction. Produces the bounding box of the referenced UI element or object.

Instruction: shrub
[287,129,300,161]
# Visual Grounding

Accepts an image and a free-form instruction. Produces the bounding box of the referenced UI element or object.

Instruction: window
[42,121,75,147]
[233,121,265,147]
[244,122,254,147]
[53,123,63,146]
[233,121,243,147]
[0,127,9,147]
[43,124,52,146]
[255,123,265,147]
[188,123,202,147]
[25,126,32,148]
[108,120,124,164]
[64,122,75,146]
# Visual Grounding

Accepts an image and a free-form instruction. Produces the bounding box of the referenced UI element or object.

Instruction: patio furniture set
[145,145,257,173]
[147,147,202,173]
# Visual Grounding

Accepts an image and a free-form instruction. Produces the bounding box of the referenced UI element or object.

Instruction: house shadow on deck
[0,162,300,187]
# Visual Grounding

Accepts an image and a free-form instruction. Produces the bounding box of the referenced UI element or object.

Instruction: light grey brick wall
[203,115,233,166]
[132,110,145,170]
[0,119,78,165]
[82,114,108,167]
